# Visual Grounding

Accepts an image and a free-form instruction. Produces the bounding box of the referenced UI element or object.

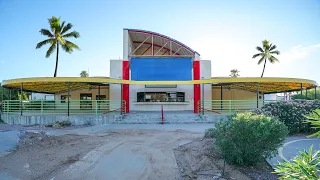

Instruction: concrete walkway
[267,136,320,167]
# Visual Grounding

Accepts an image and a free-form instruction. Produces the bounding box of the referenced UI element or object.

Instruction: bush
[305,109,320,138]
[214,112,288,165]
[254,100,320,134]
[51,120,72,128]
[274,145,320,179]
[204,128,216,138]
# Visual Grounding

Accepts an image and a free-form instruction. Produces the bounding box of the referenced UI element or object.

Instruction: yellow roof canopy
[1,77,317,94]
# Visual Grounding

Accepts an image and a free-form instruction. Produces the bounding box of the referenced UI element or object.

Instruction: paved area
[268,136,320,167]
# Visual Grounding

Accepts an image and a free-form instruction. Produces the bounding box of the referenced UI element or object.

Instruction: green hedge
[254,100,320,134]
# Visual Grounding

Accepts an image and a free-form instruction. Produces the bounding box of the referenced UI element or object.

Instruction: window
[136,92,185,102]
[80,93,92,109]
[61,95,71,103]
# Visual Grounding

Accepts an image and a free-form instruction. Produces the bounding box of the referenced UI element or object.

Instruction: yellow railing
[1,100,126,116]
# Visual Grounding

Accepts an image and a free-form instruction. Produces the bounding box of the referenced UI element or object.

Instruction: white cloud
[279,44,320,61]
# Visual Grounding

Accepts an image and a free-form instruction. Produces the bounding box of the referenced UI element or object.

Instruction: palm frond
[257,56,265,65]
[45,43,56,58]
[252,53,263,59]
[256,46,264,53]
[48,16,61,33]
[269,44,277,51]
[61,40,80,53]
[262,40,270,50]
[60,21,66,32]
[270,50,280,55]
[57,37,66,46]
[269,56,279,63]
[62,31,80,38]
[61,23,73,35]
[65,40,80,50]
[39,29,54,38]
[36,39,55,49]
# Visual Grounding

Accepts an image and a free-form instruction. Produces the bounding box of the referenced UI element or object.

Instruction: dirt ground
[0,129,276,180]
[174,138,278,180]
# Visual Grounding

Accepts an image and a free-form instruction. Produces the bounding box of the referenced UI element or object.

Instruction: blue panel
[131,58,192,81]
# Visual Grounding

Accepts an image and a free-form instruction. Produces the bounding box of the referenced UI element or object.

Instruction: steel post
[67,82,70,116]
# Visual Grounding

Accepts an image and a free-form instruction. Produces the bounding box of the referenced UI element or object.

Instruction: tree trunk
[261,59,267,78]
[54,43,59,77]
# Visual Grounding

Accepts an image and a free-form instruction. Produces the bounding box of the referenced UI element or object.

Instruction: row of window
[137,92,185,102]
[61,94,107,109]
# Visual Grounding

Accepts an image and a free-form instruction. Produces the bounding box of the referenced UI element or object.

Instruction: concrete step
[115,111,227,124]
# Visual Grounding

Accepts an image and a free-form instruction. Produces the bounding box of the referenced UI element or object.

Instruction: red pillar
[122,60,130,113]
[193,60,200,113]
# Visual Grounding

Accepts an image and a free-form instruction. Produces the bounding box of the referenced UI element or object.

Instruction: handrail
[198,100,280,115]
[1,100,126,116]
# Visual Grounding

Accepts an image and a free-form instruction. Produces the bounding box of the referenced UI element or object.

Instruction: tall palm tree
[229,69,240,77]
[80,70,89,77]
[36,16,80,77]
[252,40,280,77]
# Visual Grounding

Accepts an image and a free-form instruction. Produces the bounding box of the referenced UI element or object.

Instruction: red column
[122,60,130,113]
[193,60,200,113]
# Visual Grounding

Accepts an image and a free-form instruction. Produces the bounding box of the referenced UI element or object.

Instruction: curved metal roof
[125,28,200,56]
[2,77,317,94]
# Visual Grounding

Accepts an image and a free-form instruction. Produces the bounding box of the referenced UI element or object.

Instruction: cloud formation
[280,44,320,61]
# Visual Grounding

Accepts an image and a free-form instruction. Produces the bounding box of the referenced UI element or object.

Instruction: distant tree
[229,69,240,77]
[291,88,320,100]
[252,40,280,77]
[80,70,89,77]
[36,16,80,77]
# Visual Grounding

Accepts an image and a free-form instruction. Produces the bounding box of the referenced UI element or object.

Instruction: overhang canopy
[1,77,317,94]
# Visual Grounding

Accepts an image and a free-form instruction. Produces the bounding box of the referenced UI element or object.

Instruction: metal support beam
[67,82,70,116]
[1,86,3,102]
[141,45,151,55]
[202,77,204,115]
[9,89,11,100]
[20,83,23,116]
[130,35,151,55]
[220,85,223,111]
[154,41,169,55]
[151,35,153,56]
[300,83,303,97]
[172,46,182,56]
[169,41,172,55]
[98,85,100,110]
[120,84,123,115]
[256,82,259,108]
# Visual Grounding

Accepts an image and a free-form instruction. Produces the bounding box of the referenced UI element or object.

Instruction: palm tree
[252,40,280,77]
[80,70,89,77]
[229,69,240,77]
[36,16,80,77]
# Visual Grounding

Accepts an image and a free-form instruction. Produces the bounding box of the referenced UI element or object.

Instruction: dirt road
[0,129,203,180]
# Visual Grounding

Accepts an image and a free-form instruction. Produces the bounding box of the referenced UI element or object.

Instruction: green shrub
[204,128,216,138]
[274,145,320,179]
[254,100,320,134]
[305,109,320,138]
[52,120,72,128]
[214,112,288,165]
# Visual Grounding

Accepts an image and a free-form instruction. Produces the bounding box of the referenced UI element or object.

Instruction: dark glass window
[136,92,185,102]
[80,93,92,109]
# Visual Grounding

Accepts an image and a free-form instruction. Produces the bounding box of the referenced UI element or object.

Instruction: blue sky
[0,0,320,82]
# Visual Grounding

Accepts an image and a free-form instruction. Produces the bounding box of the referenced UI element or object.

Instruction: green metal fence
[1,100,126,115]
[198,100,278,115]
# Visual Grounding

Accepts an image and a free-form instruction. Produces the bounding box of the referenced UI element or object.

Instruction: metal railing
[1,100,126,116]
[198,100,278,115]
